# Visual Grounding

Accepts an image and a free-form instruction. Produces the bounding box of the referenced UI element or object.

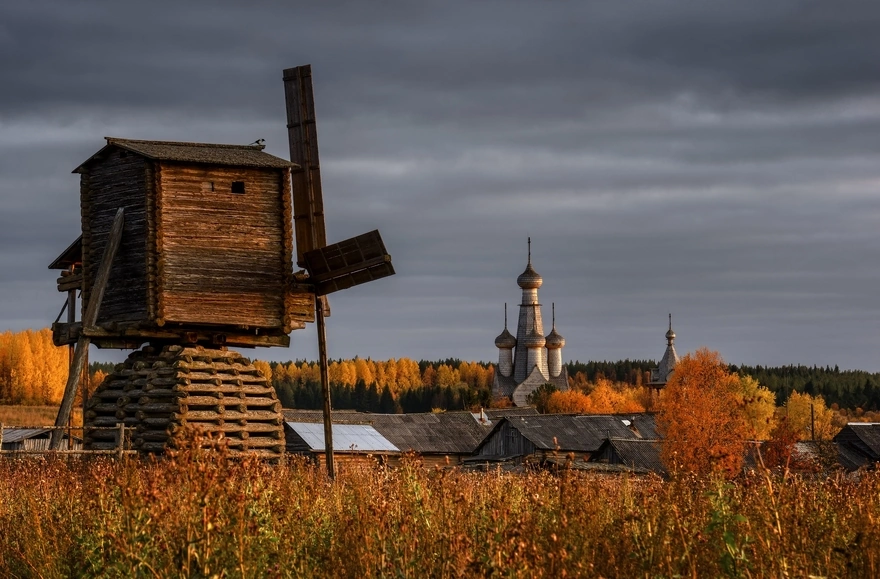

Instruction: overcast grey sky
[2,1,879,370]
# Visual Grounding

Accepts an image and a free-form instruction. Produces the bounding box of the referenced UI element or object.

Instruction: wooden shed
[1,428,83,452]
[53,137,313,350]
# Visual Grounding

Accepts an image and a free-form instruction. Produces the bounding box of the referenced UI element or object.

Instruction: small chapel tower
[492,239,569,405]
[648,314,680,392]
[546,304,566,379]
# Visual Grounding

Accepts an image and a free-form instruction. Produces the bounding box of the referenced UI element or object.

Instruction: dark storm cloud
[1,0,879,369]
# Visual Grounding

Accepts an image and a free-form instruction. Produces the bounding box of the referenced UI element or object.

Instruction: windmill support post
[316,298,335,479]
[51,208,125,449]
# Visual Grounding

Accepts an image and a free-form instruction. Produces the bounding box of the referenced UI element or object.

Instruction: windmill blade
[303,230,395,296]
[283,65,327,267]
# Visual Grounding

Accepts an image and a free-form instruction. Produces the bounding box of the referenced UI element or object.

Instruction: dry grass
[0,405,82,428]
[0,439,877,577]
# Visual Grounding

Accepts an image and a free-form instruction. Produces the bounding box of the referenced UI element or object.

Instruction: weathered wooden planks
[81,154,148,325]
[77,143,302,345]
[157,163,287,329]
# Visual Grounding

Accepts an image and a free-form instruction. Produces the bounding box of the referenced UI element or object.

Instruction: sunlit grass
[0,440,877,577]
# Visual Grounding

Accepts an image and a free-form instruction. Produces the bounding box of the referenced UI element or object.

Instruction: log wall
[81,151,149,325]
[157,163,288,329]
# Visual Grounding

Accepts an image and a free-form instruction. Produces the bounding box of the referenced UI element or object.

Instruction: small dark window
[119,150,128,158]
[231,181,245,194]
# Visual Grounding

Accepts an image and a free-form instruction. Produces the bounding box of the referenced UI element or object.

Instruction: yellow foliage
[736,375,777,440]
[780,391,837,441]
[0,329,68,405]
[546,390,592,414]
[657,348,750,477]
[252,360,273,381]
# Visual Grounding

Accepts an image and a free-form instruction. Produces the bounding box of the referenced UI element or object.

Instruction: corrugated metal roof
[281,410,489,454]
[75,137,296,172]
[286,422,398,453]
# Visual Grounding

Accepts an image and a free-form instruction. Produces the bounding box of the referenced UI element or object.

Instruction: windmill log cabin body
[49,67,393,456]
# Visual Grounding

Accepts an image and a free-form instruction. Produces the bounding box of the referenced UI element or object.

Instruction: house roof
[596,438,666,475]
[0,428,81,444]
[833,423,880,470]
[484,414,639,454]
[842,423,880,457]
[74,137,297,172]
[286,422,398,453]
[627,414,659,439]
[483,407,539,420]
[281,410,489,454]
[472,406,540,426]
[2,428,51,443]
[282,409,370,424]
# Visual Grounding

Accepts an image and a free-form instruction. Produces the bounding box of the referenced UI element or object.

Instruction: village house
[470,414,655,466]
[833,423,880,471]
[283,409,515,466]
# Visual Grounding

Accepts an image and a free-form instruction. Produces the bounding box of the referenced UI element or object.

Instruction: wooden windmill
[47,65,394,465]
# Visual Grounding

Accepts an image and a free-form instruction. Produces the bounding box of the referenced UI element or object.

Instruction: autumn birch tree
[657,348,750,477]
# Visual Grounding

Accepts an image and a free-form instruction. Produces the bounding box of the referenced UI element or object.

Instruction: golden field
[0,442,876,578]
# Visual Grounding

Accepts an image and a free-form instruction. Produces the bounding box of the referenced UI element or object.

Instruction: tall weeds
[0,449,876,577]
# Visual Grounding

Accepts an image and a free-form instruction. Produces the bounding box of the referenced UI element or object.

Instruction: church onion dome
[521,327,546,348]
[545,327,565,349]
[666,327,676,341]
[495,328,516,349]
[517,262,543,289]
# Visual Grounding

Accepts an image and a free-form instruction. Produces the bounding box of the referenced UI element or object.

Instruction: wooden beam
[316,297,335,480]
[51,208,124,449]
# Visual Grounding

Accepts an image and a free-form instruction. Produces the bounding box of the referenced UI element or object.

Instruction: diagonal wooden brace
[50,208,125,450]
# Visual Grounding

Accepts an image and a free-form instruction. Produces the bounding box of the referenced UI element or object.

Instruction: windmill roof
[75,137,297,172]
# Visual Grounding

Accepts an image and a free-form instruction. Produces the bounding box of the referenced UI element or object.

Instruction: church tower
[494,304,516,379]
[513,239,548,382]
[648,314,680,392]
[492,239,568,405]
[546,304,566,378]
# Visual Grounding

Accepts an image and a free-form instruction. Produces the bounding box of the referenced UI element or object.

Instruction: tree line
[259,359,494,414]
[0,329,68,405]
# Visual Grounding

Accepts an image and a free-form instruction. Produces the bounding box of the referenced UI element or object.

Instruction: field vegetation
[0,404,81,427]
[0,434,878,578]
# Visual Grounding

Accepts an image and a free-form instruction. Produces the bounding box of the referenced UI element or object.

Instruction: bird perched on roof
[249,138,266,146]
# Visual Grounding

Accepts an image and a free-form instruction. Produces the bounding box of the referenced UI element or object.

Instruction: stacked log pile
[84,345,284,457]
